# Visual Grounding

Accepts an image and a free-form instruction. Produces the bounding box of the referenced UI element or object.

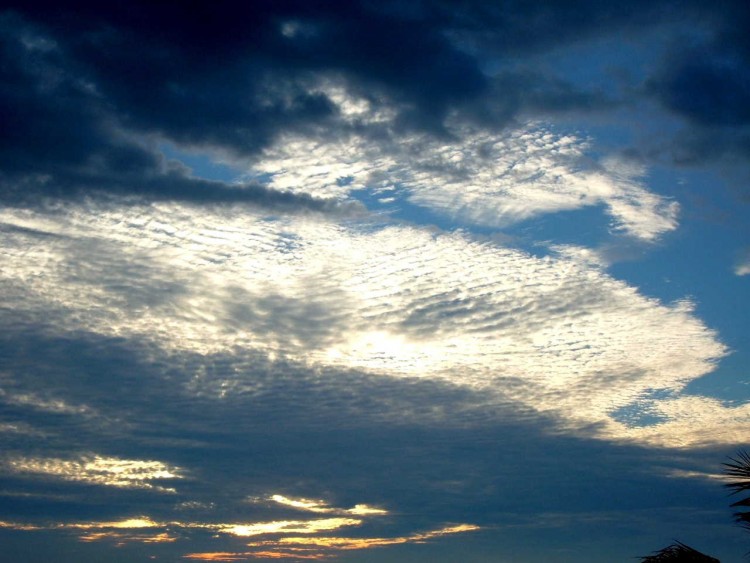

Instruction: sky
[0,1,749,561]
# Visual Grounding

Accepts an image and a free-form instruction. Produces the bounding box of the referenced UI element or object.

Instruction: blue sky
[0,1,749,561]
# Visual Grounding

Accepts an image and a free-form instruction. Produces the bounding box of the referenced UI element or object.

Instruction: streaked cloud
[0,514,361,540]
[0,521,43,531]
[67,517,159,529]
[0,517,168,546]
[183,553,261,562]
[184,524,480,561]
[0,505,419,559]
[266,495,387,516]
[5,455,183,491]
[0,388,94,416]
[215,518,362,538]
[250,523,481,550]
[78,531,177,545]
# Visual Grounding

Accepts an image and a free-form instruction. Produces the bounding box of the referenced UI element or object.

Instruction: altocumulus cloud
[4,455,183,492]
[0,200,734,447]
[253,112,679,242]
[1,1,749,561]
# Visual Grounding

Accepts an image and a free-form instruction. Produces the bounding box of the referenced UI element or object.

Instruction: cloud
[0,388,94,416]
[263,495,387,516]
[4,455,184,491]
[1,4,748,560]
[0,321,738,558]
[184,524,480,561]
[67,517,160,529]
[254,118,679,241]
[78,531,177,545]
[638,2,750,168]
[0,502,441,560]
[0,199,734,447]
[653,50,750,129]
[0,513,365,537]
[4,0,747,214]
[608,395,750,448]
[734,248,750,275]
[214,518,363,538]
[0,13,361,217]
[0,513,364,540]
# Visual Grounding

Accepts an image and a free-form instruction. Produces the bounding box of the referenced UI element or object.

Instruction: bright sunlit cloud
[3,3,749,562]
[253,114,679,242]
[0,201,734,447]
[267,495,388,516]
[66,517,159,529]
[5,455,184,491]
[252,523,482,550]
[78,531,177,544]
[216,518,362,537]
[183,524,481,560]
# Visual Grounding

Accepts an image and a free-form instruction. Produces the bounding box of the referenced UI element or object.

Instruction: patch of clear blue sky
[609,388,674,428]
[159,142,241,183]
[602,155,749,402]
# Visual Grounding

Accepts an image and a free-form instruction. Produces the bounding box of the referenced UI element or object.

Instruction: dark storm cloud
[638,0,750,169]
[0,10,352,213]
[0,320,733,530]
[654,52,750,129]
[5,0,748,209]
[3,0,486,139]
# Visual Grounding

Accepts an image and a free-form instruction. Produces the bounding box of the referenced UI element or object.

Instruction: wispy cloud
[0,499,445,560]
[213,518,363,538]
[249,523,480,550]
[5,455,184,491]
[734,248,750,276]
[263,495,387,516]
[184,524,480,561]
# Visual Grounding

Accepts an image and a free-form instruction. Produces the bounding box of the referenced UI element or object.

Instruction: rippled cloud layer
[0,199,738,448]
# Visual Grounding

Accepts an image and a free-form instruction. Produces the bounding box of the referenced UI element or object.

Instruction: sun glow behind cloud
[0,495,423,558]
[0,194,738,447]
[183,524,481,561]
[216,518,363,538]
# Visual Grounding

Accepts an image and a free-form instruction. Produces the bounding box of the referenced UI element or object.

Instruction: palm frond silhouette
[724,449,750,531]
[639,541,719,562]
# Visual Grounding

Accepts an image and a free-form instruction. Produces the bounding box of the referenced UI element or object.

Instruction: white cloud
[0,199,736,448]
[734,249,750,276]
[5,454,184,491]
[0,516,484,559]
[215,517,362,537]
[65,517,159,529]
[251,104,678,241]
[605,395,750,448]
[265,494,388,516]
[0,388,94,416]
[244,523,481,553]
